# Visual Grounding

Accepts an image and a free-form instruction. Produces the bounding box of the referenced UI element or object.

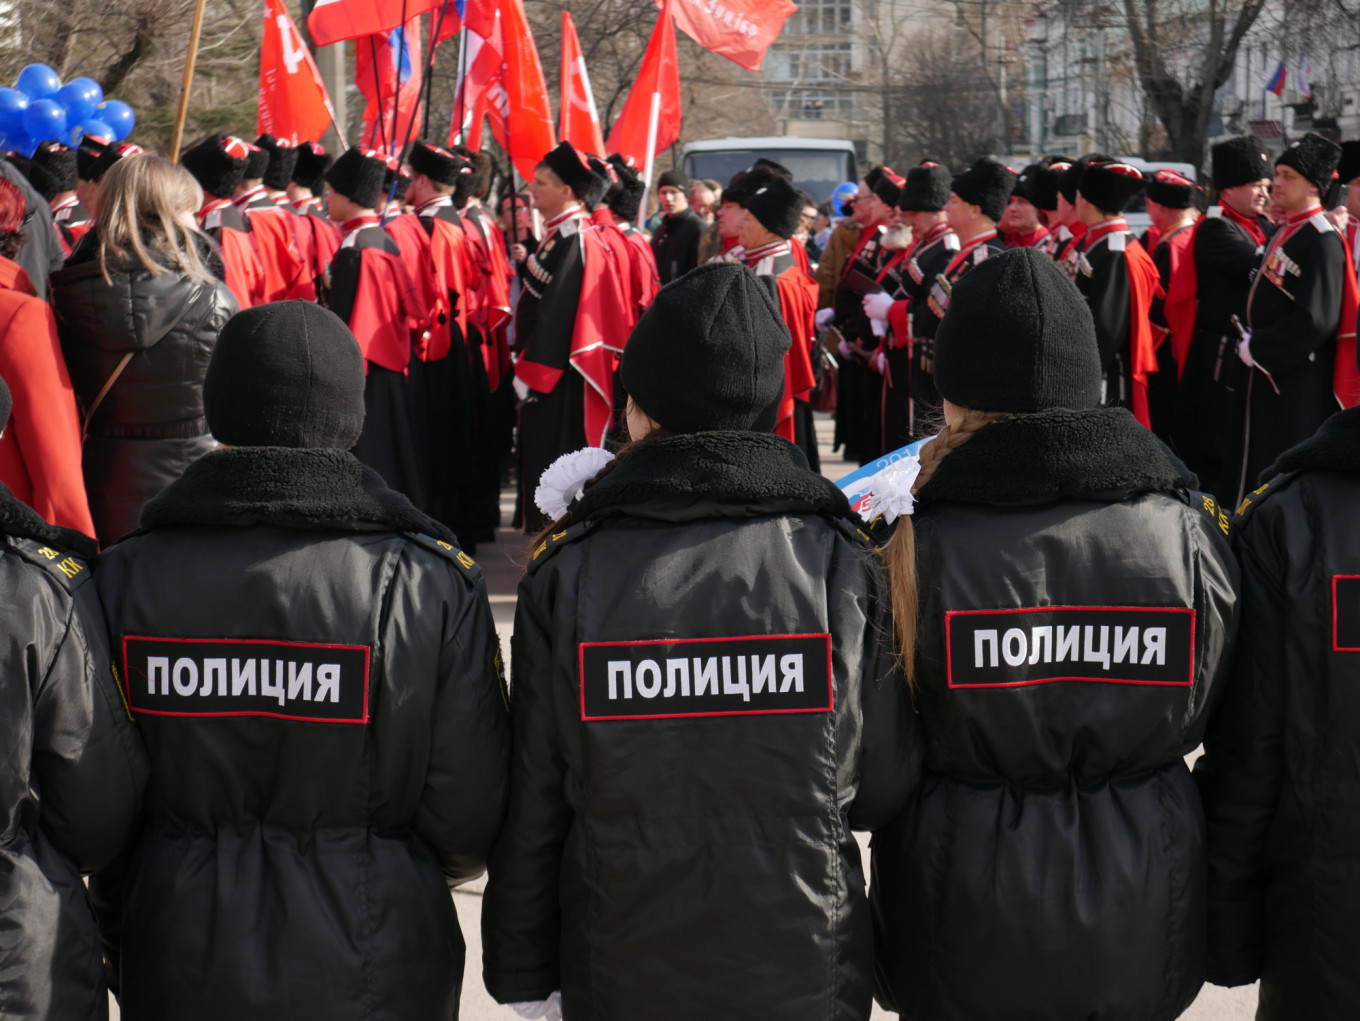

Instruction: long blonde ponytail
[884,408,1001,687]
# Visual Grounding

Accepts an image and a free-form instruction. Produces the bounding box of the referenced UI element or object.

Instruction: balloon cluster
[0,64,136,157]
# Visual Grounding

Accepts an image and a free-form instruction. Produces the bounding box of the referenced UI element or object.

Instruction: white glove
[862,291,895,321]
[870,350,887,374]
[511,992,562,1020]
[837,338,852,359]
[512,376,532,401]
[814,307,836,331]
[1236,334,1256,369]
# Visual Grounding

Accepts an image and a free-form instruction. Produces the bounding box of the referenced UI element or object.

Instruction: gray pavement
[114,416,1256,1019]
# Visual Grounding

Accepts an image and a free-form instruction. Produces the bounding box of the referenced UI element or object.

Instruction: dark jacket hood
[918,407,1198,507]
[570,431,853,524]
[136,446,458,544]
[0,483,98,559]
[1268,406,1360,478]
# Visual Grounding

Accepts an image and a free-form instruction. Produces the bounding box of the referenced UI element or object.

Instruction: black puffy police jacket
[51,242,238,545]
[92,447,510,1021]
[482,432,919,1021]
[0,485,148,1020]
[871,408,1239,1021]
[1195,407,1360,1018]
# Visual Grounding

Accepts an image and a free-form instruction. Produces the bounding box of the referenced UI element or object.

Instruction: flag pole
[636,90,661,230]
[367,35,388,151]
[168,0,208,161]
[455,24,469,143]
[419,2,453,139]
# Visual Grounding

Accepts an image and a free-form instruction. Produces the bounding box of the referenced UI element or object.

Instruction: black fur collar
[919,407,1197,506]
[572,431,852,523]
[0,483,98,560]
[137,447,458,543]
[1269,407,1360,477]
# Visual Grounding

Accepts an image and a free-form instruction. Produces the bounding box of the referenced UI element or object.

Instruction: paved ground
[115,415,1256,1019]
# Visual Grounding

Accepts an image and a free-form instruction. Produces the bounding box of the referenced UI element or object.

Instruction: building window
[787,0,853,36]
[773,88,855,119]
[768,42,852,83]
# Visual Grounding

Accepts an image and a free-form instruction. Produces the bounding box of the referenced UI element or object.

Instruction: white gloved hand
[511,992,562,1020]
[814,307,836,331]
[870,350,887,374]
[1236,334,1256,369]
[837,338,853,359]
[862,291,895,321]
[512,376,532,401]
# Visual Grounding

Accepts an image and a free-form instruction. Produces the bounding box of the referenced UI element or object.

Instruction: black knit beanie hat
[292,141,333,194]
[1076,156,1146,214]
[30,142,76,200]
[934,248,1102,413]
[1277,132,1343,198]
[325,147,389,209]
[204,301,365,449]
[181,134,251,200]
[898,162,952,212]
[255,134,299,191]
[1210,135,1272,191]
[621,263,790,433]
[741,168,803,238]
[1145,168,1197,209]
[656,168,689,192]
[951,157,1016,221]
[0,374,10,433]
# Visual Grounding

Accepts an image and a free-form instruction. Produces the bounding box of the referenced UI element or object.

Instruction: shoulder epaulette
[1108,232,1127,252]
[405,532,482,582]
[8,536,92,589]
[1206,206,1224,219]
[1233,473,1294,524]
[1310,212,1335,234]
[1179,489,1231,538]
[943,233,961,251]
[526,520,593,572]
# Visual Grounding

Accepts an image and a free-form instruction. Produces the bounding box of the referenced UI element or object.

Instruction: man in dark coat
[0,374,148,1021]
[1143,169,1201,442]
[92,302,510,1021]
[650,169,706,283]
[1238,132,1354,500]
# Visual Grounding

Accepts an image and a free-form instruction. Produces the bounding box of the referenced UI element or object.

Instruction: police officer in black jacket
[482,264,919,1021]
[1195,406,1360,1018]
[92,302,510,1020]
[870,250,1239,1021]
[0,374,149,1021]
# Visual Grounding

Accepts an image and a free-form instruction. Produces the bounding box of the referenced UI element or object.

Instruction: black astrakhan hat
[871,167,905,206]
[951,157,1016,221]
[86,141,145,185]
[292,141,332,194]
[621,262,790,434]
[742,168,803,239]
[205,301,365,449]
[1057,154,1094,205]
[181,133,251,199]
[255,134,299,191]
[242,141,269,181]
[723,169,753,206]
[751,156,793,180]
[1277,132,1343,198]
[935,248,1102,413]
[1077,156,1146,213]
[543,141,606,206]
[584,154,615,211]
[1029,155,1073,212]
[76,134,110,181]
[1145,168,1197,209]
[30,142,76,200]
[1338,140,1360,184]
[898,162,952,212]
[385,161,412,204]
[408,140,472,186]
[325,147,390,209]
[606,153,645,221]
[1211,135,1272,191]
[1010,162,1043,205]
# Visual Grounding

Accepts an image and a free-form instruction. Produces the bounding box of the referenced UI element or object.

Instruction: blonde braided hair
[884,407,1002,687]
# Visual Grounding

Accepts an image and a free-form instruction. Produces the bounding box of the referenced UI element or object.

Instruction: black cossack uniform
[92,447,510,1021]
[897,227,958,438]
[482,433,919,1021]
[1075,228,1137,405]
[1195,408,1360,1018]
[0,486,148,1021]
[649,207,705,284]
[872,408,1239,1021]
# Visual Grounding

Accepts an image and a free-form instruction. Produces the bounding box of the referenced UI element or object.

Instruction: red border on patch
[944,605,1196,689]
[578,633,835,721]
[122,635,372,724]
[1333,576,1360,652]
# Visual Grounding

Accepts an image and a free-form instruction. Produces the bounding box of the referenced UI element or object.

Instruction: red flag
[666,0,796,73]
[355,18,424,157]
[258,0,338,145]
[606,0,680,168]
[448,8,502,149]
[486,0,555,180]
[307,0,443,47]
[559,11,606,156]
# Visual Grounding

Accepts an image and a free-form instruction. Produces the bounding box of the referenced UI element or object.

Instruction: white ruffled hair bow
[865,455,922,524]
[534,447,616,521]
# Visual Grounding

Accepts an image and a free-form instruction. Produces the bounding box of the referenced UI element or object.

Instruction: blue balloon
[56,78,101,125]
[23,98,66,143]
[97,100,134,142]
[16,63,60,100]
[831,181,857,217]
[73,118,114,146]
[5,132,36,158]
[0,88,27,137]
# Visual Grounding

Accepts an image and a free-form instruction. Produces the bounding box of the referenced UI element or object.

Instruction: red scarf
[1004,225,1049,249]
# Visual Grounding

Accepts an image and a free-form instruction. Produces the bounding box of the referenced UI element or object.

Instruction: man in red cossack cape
[734,168,819,465]
[513,141,630,533]
[286,141,341,294]
[230,138,306,303]
[1000,163,1051,250]
[1071,156,1162,428]
[1141,168,1201,442]
[254,134,329,302]
[600,154,660,324]
[180,134,264,309]
[320,146,429,508]
[29,143,90,256]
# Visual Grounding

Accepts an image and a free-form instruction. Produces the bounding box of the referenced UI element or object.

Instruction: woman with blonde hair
[51,152,237,545]
[868,248,1239,1020]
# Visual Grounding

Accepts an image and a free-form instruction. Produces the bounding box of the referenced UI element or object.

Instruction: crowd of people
[1,122,1360,1021]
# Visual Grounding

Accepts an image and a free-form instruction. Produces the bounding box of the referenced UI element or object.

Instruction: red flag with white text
[308,0,442,47]
[606,0,680,167]
[665,0,796,73]
[355,17,424,157]
[559,11,606,156]
[259,0,338,145]
[486,0,555,180]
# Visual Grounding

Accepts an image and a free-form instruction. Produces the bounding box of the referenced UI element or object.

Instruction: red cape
[219,227,263,309]
[243,207,306,303]
[773,265,818,440]
[1334,230,1360,408]
[1122,237,1163,430]
[347,246,427,375]
[596,222,658,333]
